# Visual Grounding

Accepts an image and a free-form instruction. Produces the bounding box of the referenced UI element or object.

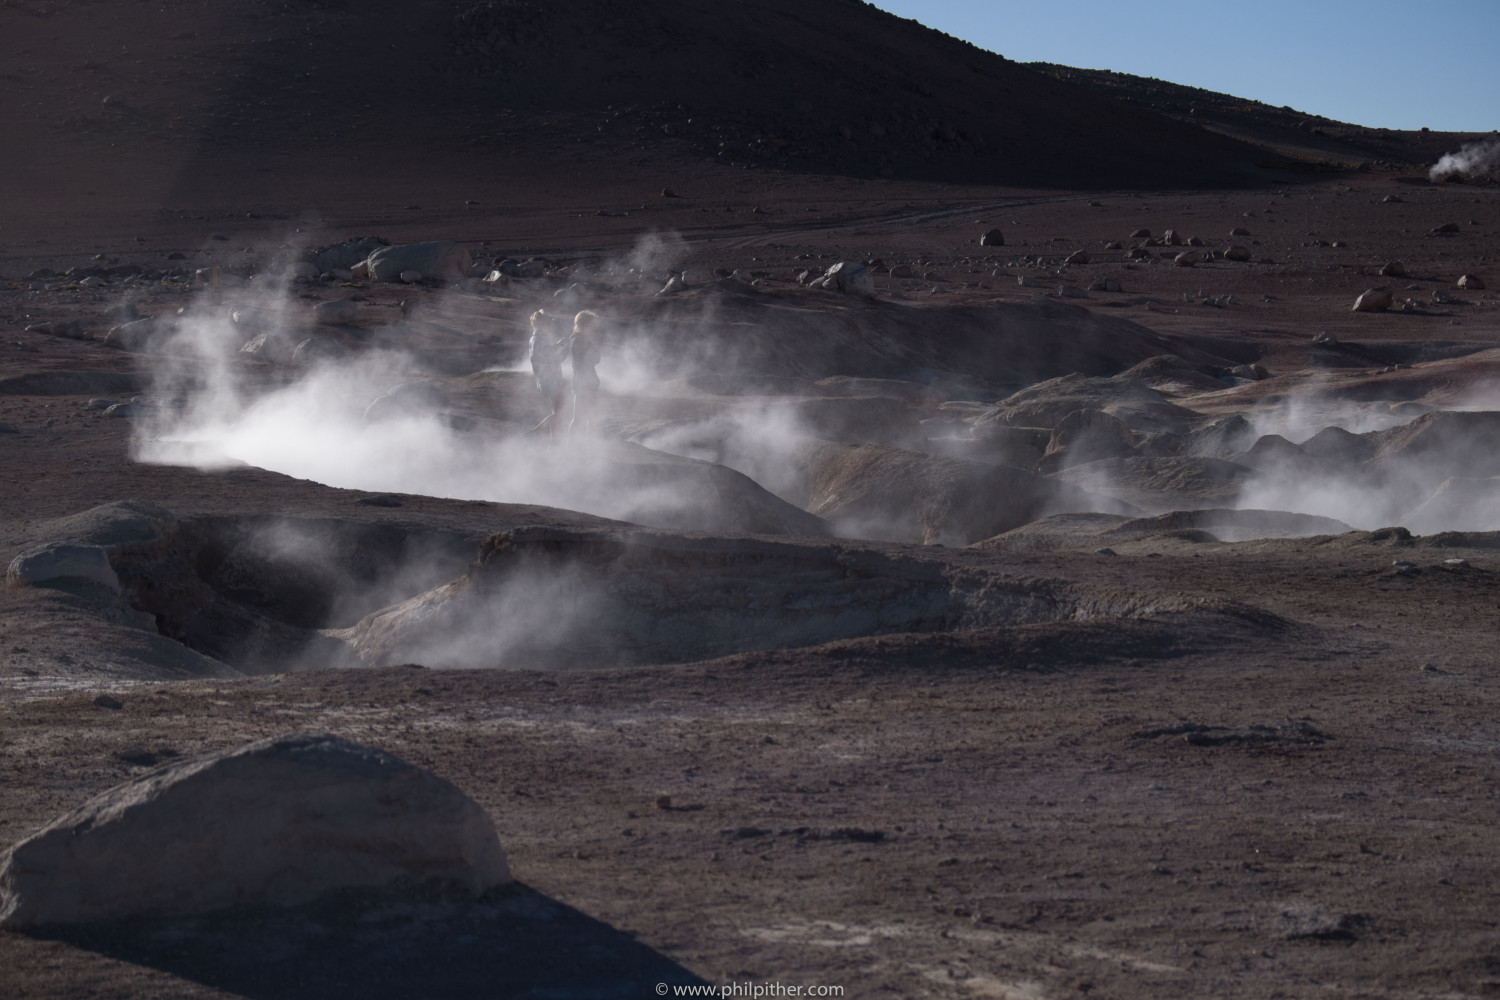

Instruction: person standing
[528,309,570,440]
[569,309,603,438]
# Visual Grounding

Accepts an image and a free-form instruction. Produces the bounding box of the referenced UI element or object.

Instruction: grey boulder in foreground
[0,733,509,928]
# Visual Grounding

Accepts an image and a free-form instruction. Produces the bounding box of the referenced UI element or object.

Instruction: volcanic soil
[4,2,1500,998]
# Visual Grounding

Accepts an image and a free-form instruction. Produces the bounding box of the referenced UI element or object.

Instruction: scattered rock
[0,733,510,927]
[1163,229,1183,246]
[1172,251,1196,267]
[1223,246,1252,262]
[1352,289,1393,312]
[979,229,1004,247]
[1378,261,1406,277]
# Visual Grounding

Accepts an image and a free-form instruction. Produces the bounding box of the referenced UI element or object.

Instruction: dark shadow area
[28,883,706,1000]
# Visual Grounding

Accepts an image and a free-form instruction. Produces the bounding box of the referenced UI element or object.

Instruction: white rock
[6,543,120,594]
[819,261,875,297]
[1352,288,1394,312]
[0,733,509,927]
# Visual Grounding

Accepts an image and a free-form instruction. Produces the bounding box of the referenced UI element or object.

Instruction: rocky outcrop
[0,733,509,927]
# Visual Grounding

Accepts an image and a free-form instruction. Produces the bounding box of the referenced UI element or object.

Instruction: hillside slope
[3,0,1271,189]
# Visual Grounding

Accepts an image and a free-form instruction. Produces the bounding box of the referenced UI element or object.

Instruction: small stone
[1065,250,1090,265]
[979,228,1005,247]
[1223,246,1252,262]
[1172,251,1197,267]
[1379,261,1406,277]
[1430,222,1460,235]
[1230,227,1251,237]
[1457,274,1485,290]
[1129,228,1151,239]
[1094,547,1117,556]
[93,694,124,710]
[1443,558,1470,569]
[1163,229,1183,246]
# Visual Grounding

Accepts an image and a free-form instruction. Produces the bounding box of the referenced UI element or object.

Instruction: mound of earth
[796,442,1135,545]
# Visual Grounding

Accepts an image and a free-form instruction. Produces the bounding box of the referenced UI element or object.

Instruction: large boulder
[313,236,387,275]
[1352,288,1394,312]
[0,733,509,927]
[366,242,472,284]
[816,261,875,297]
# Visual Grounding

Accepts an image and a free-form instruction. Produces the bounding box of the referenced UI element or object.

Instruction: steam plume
[1429,136,1500,181]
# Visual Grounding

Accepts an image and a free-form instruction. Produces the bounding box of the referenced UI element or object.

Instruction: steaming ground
[129,277,1500,543]
[5,151,1500,998]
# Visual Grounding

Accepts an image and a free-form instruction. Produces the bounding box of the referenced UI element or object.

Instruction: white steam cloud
[1429,136,1500,181]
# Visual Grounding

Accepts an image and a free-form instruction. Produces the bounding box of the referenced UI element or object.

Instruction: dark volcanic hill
[3,0,1271,189]
[1026,62,1489,171]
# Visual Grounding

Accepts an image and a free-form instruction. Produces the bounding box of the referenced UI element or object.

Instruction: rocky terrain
[3,1,1500,998]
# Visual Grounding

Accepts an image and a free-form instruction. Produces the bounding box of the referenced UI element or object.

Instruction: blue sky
[869,0,1499,133]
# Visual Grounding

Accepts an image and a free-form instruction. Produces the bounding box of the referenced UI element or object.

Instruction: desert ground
[4,2,1500,998]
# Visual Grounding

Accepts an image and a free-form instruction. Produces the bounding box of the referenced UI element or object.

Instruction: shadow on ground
[27,883,704,1000]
